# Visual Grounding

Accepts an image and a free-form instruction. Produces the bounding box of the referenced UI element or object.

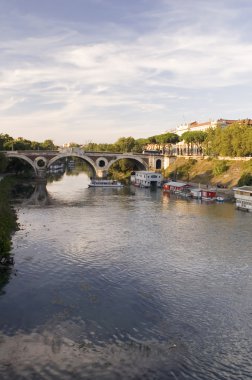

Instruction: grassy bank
[163,157,252,188]
[0,177,19,257]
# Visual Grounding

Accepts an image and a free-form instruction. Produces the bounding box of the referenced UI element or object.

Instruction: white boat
[131,171,163,188]
[88,179,124,188]
[233,186,252,212]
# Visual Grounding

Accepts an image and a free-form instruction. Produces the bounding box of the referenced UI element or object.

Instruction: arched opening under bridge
[107,156,148,179]
[5,155,37,176]
[48,154,96,179]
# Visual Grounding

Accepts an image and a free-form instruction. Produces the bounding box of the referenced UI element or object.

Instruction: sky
[1,0,252,145]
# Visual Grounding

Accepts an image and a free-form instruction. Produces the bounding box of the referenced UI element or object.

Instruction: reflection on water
[0,173,252,379]
[22,182,51,206]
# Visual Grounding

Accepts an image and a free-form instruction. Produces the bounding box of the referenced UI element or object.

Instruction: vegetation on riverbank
[108,159,139,182]
[0,177,19,257]
[204,122,252,157]
[163,157,252,188]
[1,121,251,186]
[0,134,57,151]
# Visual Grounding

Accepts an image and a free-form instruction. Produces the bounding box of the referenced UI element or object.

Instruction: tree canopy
[1,121,251,158]
[0,134,57,151]
[204,123,252,157]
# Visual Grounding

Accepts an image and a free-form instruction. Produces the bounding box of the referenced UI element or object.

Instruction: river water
[0,172,252,380]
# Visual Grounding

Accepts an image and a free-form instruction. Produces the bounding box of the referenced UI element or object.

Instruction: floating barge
[233,186,252,212]
[131,171,163,188]
[162,181,191,193]
[163,181,218,201]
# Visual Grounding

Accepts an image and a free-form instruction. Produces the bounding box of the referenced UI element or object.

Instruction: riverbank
[163,157,252,188]
[0,177,19,257]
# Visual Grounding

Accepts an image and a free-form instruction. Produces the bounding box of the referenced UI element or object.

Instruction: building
[131,171,163,188]
[175,120,215,136]
[174,119,245,137]
[233,186,252,212]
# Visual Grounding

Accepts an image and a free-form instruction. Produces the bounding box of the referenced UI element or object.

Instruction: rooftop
[234,186,252,192]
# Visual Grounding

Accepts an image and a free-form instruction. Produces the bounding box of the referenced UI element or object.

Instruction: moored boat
[233,186,252,212]
[201,189,217,201]
[163,181,190,193]
[131,171,163,188]
[88,179,124,188]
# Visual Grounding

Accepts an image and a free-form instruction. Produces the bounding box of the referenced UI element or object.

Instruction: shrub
[213,160,229,176]
[174,160,196,180]
[238,173,252,186]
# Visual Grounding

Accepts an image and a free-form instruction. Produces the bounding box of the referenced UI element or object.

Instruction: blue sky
[1,0,252,145]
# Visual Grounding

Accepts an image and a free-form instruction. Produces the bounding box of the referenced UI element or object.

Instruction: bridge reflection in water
[21,182,51,207]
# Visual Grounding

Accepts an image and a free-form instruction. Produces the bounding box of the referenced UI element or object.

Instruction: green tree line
[1,121,251,157]
[204,122,252,157]
[82,133,180,153]
[83,124,251,157]
[0,134,57,151]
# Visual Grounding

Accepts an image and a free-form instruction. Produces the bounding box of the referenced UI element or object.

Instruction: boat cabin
[131,171,162,188]
[163,181,190,192]
[189,187,217,200]
[190,188,202,198]
[201,189,217,200]
[233,186,252,212]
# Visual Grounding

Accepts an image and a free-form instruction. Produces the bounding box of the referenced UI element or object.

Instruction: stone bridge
[4,149,174,179]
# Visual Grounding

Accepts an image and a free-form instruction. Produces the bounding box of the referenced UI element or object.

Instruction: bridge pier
[36,168,47,179]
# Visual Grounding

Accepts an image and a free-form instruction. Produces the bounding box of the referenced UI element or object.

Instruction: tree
[0,152,7,172]
[181,131,195,155]
[0,134,14,150]
[238,173,252,186]
[131,140,144,153]
[162,132,179,154]
[190,131,207,154]
[41,139,56,150]
[204,123,252,157]
[204,126,222,156]
[114,137,136,152]
[148,136,157,144]
[31,141,41,150]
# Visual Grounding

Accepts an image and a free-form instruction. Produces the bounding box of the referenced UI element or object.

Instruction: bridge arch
[5,153,37,174]
[107,155,148,172]
[48,153,97,176]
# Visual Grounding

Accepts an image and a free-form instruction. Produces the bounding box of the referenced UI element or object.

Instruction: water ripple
[1,173,252,379]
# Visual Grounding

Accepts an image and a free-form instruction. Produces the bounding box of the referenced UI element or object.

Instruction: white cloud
[1,0,252,143]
